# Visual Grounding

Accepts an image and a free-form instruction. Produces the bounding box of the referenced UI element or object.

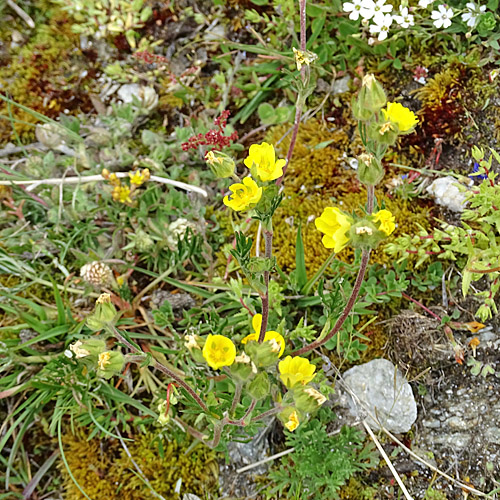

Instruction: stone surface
[218,424,272,498]
[426,176,469,212]
[340,358,417,433]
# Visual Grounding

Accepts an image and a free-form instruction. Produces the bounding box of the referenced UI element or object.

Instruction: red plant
[181,110,238,152]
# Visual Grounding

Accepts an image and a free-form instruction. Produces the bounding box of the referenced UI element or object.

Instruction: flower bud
[246,371,270,400]
[205,151,236,178]
[357,153,385,186]
[349,220,386,250]
[351,96,374,121]
[86,294,118,332]
[357,74,387,113]
[230,352,256,382]
[244,340,280,367]
[97,350,124,379]
[80,338,107,356]
[293,386,328,412]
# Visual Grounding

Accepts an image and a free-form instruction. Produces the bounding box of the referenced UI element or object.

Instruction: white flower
[360,0,392,20]
[418,0,434,7]
[461,2,486,28]
[343,0,365,20]
[394,7,415,28]
[431,5,454,28]
[369,13,393,41]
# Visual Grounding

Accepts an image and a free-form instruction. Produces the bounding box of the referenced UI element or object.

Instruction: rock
[219,424,272,498]
[117,84,158,111]
[426,176,469,212]
[341,358,417,433]
[150,290,196,313]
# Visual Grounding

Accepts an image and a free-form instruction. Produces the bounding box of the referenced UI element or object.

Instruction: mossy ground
[60,430,218,500]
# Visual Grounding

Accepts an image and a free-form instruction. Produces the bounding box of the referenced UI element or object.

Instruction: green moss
[0,4,94,142]
[60,430,219,500]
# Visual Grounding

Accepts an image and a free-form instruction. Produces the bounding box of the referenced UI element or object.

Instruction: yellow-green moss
[60,430,218,500]
[254,119,432,273]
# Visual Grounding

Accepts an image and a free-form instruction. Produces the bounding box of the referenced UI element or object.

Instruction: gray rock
[219,424,271,498]
[341,358,417,433]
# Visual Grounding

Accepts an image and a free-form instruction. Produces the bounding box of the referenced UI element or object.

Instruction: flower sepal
[86,294,118,332]
[349,219,387,250]
[97,351,124,379]
[246,371,271,400]
[357,74,387,113]
[279,407,302,432]
[292,385,328,412]
[230,353,256,382]
[357,153,385,186]
[244,340,281,367]
[352,96,374,121]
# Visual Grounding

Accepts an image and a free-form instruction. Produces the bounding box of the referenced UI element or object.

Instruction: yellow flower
[284,410,300,432]
[241,314,285,357]
[382,102,418,133]
[373,209,396,236]
[129,168,150,186]
[244,142,286,182]
[202,334,236,370]
[314,207,352,253]
[223,177,262,211]
[279,355,316,388]
[98,351,111,370]
[112,185,133,204]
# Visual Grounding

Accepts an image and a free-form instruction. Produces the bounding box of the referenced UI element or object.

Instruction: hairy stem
[230,384,242,416]
[292,186,375,356]
[258,229,273,343]
[276,0,307,186]
[251,404,283,422]
[292,248,371,356]
[227,399,257,426]
[110,325,209,414]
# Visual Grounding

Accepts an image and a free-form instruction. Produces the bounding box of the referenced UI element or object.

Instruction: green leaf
[392,58,402,70]
[295,223,307,289]
[338,21,358,37]
[250,0,268,5]
[257,102,276,125]
[487,0,498,10]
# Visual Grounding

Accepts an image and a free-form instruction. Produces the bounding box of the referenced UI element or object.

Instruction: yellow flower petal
[244,142,285,182]
[278,355,316,388]
[373,209,396,236]
[382,102,418,133]
[202,334,236,370]
[284,410,300,432]
[315,207,352,253]
[223,177,262,212]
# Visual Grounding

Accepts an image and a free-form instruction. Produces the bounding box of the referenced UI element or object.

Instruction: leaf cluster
[267,409,378,500]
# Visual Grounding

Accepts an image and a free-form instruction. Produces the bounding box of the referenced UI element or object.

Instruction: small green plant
[51,0,153,48]
[267,409,378,500]
[387,147,500,321]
